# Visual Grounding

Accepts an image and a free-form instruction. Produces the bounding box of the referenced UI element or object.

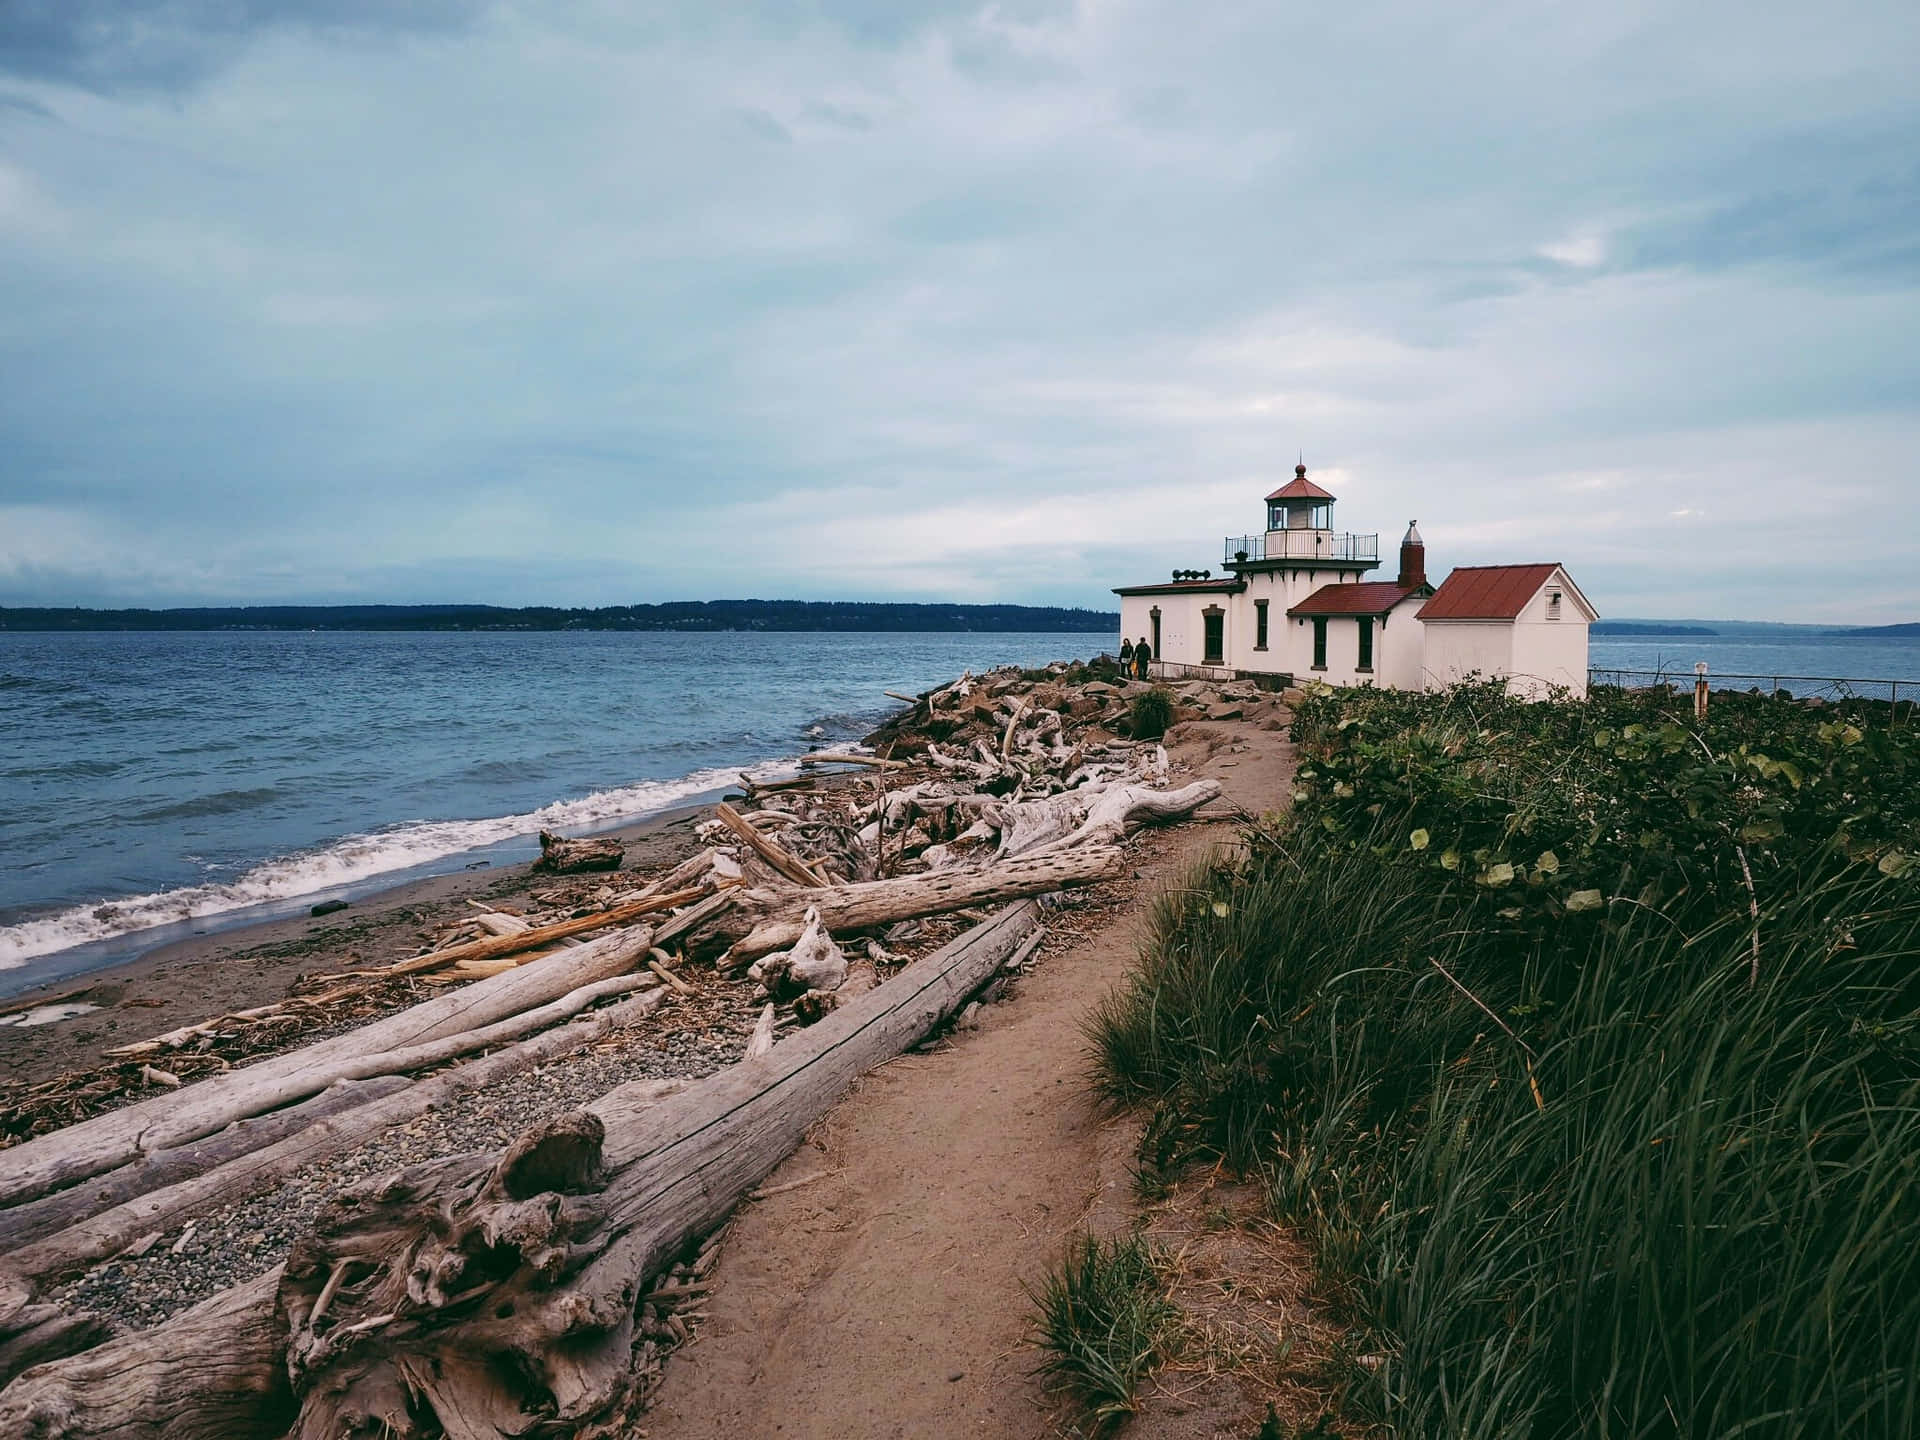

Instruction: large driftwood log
[0,927,655,1215]
[533,831,623,874]
[989,778,1222,859]
[0,904,1040,1440]
[0,1076,412,1253]
[702,846,1123,964]
[0,1299,111,1391]
[3,989,671,1293]
[0,1270,292,1440]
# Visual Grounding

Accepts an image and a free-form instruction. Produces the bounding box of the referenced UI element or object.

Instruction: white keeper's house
[1114,464,1598,698]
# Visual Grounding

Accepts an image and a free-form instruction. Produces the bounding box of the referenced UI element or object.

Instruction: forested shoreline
[0,601,1119,633]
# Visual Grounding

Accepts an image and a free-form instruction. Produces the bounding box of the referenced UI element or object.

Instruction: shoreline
[0,764,819,1001]
[0,798,722,1089]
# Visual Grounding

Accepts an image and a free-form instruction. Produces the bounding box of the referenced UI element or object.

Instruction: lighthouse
[1113,463,1598,697]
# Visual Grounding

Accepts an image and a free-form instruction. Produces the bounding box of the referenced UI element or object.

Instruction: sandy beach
[0,804,715,1092]
[0,663,1303,1435]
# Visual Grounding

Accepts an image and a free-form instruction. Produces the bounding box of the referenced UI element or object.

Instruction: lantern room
[1265,463,1335,532]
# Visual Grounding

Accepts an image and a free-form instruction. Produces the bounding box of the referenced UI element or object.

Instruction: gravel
[53,987,761,1332]
[45,800,1205,1335]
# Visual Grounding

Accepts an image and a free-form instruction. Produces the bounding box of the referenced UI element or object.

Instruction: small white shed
[1418,564,1598,699]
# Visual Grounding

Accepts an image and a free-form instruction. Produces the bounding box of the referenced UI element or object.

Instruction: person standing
[1118,637,1135,673]
[1134,635,1153,679]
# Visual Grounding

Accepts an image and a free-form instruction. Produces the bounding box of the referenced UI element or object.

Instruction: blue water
[0,630,1109,992]
[1588,635,1920,697]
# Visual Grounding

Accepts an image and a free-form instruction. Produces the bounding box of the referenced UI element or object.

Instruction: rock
[310,899,350,917]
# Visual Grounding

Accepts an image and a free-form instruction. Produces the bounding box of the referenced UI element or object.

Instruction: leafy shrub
[1091,682,1920,1438]
[1028,1232,1180,1430]
[1286,680,1920,929]
[1129,687,1176,741]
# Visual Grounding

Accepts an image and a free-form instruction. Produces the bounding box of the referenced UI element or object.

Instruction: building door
[1203,610,1224,666]
[1150,608,1161,660]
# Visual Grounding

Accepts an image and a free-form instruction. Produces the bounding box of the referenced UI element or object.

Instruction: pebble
[54,1007,754,1332]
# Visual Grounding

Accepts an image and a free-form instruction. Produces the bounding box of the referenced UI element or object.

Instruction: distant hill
[1834,622,1920,637]
[1591,622,1718,637]
[0,601,1119,633]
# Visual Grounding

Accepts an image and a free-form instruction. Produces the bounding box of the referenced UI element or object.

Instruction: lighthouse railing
[1225,532,1379,565]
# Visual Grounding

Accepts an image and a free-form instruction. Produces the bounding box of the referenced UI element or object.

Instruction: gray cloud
[0,1,486,92]
[0,0,1916,620]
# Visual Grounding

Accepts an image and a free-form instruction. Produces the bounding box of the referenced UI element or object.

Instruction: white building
[1113,465,1598,697]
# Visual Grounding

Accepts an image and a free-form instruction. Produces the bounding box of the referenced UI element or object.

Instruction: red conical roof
[1265,462,1335,503]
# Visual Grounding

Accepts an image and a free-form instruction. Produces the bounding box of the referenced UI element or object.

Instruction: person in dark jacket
[1134,636,1153,678]
[1118,637,1135,672]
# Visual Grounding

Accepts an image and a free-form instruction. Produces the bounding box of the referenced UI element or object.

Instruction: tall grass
[1028,1232,1181,1431]
[1091,788,1920,1436]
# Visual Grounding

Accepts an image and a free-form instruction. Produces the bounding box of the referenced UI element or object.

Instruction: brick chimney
[1397,520,1426,588]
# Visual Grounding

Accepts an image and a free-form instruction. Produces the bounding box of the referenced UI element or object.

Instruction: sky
[1,2,1916,622]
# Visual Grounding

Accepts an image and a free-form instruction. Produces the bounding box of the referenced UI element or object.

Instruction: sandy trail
[641,714,1295,1440]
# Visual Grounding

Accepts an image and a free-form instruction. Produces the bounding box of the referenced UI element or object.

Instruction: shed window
[1357,617,1373,672]
[1311,617,1327,670]
[1254,599,1269,650]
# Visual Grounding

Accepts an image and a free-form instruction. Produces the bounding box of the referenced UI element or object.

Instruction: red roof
[1288,581,1423,617]
[1417,564,1562,621]
[1265,464,1334,503]
[1112,578,1246,597]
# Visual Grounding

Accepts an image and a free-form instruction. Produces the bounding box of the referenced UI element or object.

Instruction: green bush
[1028,1232,1180,1431]
[1090,683,1920,1438]
[1128,687,1176,741]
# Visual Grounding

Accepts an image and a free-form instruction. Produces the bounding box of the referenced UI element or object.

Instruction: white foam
[0,758,806,970]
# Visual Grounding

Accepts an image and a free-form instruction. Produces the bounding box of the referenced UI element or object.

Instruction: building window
[1357,616,1373,672]
[1202,608,1225,666]
[1254,599,1269,650]
[1311,617,1327,670]
[1150,607,1162,660]
[1547,589,1563,620]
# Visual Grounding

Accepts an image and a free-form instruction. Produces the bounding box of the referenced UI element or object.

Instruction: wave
[0,757,806,970]
[130,787,284,822]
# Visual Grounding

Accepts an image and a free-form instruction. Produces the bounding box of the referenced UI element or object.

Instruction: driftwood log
[0,1077,412,1253]
[533,831,623,874]
[0,903,1041,1440]
[700,845,1124,964]
[988,778,1222,859]
[303,886,705,987]
[3,988,672,1293]
[0,1292,111,1392]
[711,803,828,887]
[0,928,656,1214]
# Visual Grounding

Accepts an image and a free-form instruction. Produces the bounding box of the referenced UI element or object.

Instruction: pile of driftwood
[0,660,1229,1439]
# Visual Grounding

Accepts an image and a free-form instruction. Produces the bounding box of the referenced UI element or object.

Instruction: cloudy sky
[1,2,1915,620]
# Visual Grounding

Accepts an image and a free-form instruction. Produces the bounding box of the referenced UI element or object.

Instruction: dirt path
[640,713,1295,1439]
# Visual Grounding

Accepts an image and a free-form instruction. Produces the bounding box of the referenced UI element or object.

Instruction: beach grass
[1127,687,1177,741]
[1089,681,1920,1436]
[1028,1231,1182,1431]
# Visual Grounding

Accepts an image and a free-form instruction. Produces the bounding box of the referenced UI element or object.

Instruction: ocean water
[1588,634,1920,698]
[0,630,1109,993]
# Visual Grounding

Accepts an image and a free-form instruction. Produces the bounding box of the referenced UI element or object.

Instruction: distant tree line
[0,600,1121,633]
[1590,622,1719,636]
